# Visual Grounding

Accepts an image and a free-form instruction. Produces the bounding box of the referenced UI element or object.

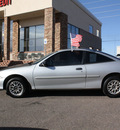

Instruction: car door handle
[76,68,83,70]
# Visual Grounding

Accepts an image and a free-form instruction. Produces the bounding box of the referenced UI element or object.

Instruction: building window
[89,25,93,34]
[19,25,44,52]
[10,20,13,52]
[67,24,79,49]
[0,20,4,58]
[96,29,100,37]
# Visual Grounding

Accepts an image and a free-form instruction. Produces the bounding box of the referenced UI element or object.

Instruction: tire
[6,77,27,98]
[103,76,120,98]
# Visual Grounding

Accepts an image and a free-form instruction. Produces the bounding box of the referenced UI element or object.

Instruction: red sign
[0,0,11,7]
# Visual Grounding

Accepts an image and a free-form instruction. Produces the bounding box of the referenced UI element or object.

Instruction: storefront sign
[0,0,11,7]
[44,39,47,44]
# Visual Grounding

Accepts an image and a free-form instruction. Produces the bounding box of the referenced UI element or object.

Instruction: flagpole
[70,33,73,52]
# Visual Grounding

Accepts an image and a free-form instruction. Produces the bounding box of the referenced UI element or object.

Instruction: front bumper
[0,77,5,89]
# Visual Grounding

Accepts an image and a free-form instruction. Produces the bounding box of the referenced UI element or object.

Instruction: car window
[85,52,114,64]
[45,51,83,66]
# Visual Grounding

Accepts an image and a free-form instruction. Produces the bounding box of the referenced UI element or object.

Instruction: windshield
[29,52,54,65]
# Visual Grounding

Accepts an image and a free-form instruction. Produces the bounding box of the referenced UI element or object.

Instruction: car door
[85,51,114,88]
[33,50,86,89]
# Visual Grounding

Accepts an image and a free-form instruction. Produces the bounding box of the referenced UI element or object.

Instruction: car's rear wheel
[6,77,27,98]
[103,76,120,98]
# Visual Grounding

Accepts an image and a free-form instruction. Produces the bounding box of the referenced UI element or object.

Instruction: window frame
[67,24,80,49]
[19,24,44,52]
[0,20,4,57]
[96,29,100,37]
[10,20,13,52]
[89,25,93,34]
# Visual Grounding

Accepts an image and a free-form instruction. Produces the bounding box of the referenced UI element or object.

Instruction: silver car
[0,49,120,98]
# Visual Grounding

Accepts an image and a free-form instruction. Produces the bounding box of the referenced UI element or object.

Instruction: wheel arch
[3,74,31,91]
[101,73,120,89]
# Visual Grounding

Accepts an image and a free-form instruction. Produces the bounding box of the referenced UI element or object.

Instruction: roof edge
[71,0,102,26]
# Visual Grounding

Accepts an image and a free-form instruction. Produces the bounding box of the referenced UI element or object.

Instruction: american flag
[71,33,83,47]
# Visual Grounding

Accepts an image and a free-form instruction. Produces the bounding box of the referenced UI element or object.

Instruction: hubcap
[9,81,24,96]
[107,80,120,95]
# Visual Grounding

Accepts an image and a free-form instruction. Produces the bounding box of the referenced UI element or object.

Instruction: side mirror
[39,61,47,67]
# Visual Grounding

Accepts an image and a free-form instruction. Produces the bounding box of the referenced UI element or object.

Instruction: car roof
[56,49,119,61]
[57,48,95,53]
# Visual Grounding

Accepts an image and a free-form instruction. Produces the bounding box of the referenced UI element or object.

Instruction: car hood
[0,63,31,71]
[0,63,36,78]
[0,63,31,70]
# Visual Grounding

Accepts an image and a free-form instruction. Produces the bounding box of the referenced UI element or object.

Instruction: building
[117,46,120,57]
[0,0,102,62]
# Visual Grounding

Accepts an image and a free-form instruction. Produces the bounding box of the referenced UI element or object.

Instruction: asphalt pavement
[0,89,120,130]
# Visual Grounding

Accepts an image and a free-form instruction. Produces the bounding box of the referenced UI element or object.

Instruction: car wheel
[6,77,27,98]
[103,76,120,98]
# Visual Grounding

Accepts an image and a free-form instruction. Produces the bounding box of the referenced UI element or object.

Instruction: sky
[78,0,120,56]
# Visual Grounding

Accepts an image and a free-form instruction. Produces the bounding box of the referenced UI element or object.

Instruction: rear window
[85,52,114,64]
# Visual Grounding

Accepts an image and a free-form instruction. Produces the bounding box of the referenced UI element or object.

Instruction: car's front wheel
[103,76,120,98]
[6,77,27,98]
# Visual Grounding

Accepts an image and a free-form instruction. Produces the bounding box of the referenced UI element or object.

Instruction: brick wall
[44,8,68,54]
[12,20,19,60]
[4,17,10,60]
[44,7,55,55]
[55,12,68,51]
[2,8,101,63]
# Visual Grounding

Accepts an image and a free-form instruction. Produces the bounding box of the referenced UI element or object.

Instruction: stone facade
[2,7,68,62]
[1,7,101,65]
[12,20,19,60]
[44,7,55,55]
[4,17,10,60]
[80,28,101,50]
[55,12,68,51]
[44,8,68,54]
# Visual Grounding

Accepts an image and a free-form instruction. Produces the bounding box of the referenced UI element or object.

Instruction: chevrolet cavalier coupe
[0,49,120,98]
